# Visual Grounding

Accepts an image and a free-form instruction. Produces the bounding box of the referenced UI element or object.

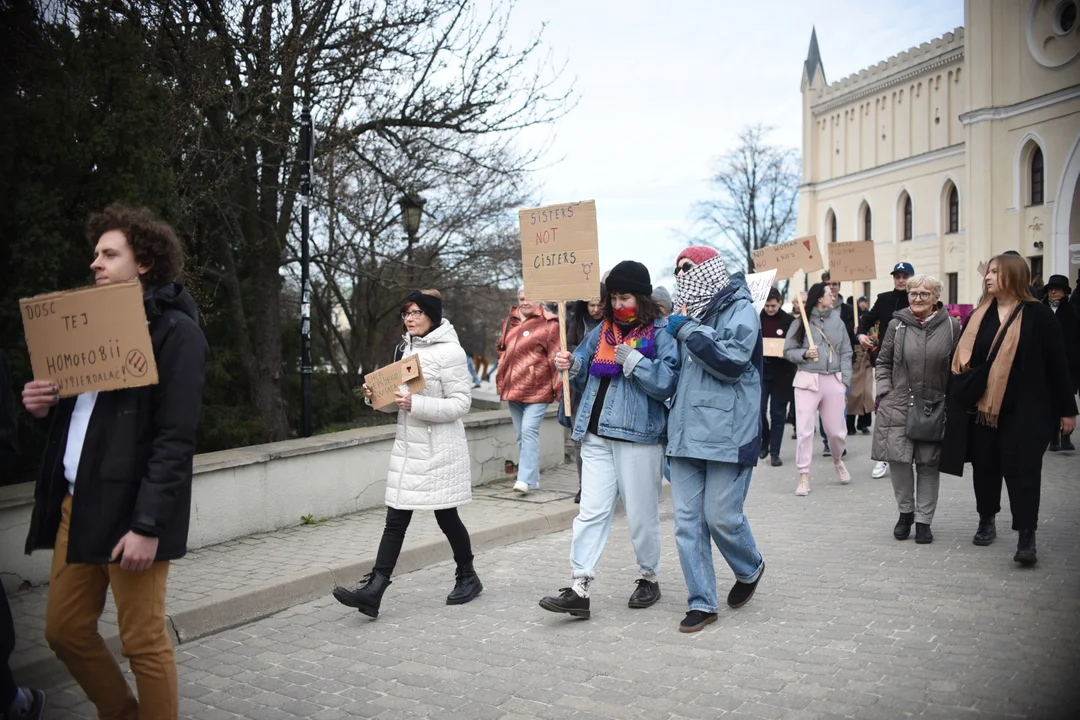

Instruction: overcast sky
[508,0,965,294]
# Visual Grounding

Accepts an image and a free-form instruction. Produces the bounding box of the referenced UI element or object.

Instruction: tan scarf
[950,299,1024,428]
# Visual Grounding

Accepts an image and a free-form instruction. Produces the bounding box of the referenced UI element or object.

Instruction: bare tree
[694,125,800,274]
[106,0,572,441]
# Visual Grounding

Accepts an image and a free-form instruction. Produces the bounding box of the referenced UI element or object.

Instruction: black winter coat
[24,284,208,564]
[761,309,796,390]
[1044,297,1080,393]
[940,300,1077,478]
[857,289,909,337]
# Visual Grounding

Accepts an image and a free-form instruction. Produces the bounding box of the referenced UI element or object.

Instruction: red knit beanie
[676,246,719,267]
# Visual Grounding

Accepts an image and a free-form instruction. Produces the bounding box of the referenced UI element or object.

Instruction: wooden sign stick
[557,304,572,414]
[796,293,817,353]
[852,281,859,333]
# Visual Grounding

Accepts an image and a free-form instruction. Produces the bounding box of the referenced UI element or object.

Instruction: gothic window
[1031,147,1044,206]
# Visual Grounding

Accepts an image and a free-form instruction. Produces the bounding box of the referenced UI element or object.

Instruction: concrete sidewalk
[9,463,595,689]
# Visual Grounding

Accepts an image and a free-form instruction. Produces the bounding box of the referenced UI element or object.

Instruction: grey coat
[784,307,853,387]
[871,309,960,465]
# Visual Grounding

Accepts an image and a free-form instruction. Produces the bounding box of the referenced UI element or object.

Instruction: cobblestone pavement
[32,433,1080,718]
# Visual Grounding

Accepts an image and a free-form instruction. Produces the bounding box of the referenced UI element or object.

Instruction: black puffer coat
[24,284,208,563]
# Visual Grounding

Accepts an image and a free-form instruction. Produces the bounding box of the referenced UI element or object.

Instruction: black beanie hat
[605,260,653,296]
[403,289,442,327]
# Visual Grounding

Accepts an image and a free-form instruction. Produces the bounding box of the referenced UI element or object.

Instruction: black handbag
[897,320,953,442]
[948,303,1023,412]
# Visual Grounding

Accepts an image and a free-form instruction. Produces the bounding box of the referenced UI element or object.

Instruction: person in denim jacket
[539,261,679,619]
[665,246,766,633]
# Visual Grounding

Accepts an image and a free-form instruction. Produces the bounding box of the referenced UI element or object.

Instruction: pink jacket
[495,306,562,404]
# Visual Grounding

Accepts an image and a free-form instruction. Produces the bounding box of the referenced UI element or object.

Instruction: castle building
[795,0,1080,304]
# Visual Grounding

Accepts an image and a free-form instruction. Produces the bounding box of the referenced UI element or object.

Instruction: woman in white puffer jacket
[332,289,481,619]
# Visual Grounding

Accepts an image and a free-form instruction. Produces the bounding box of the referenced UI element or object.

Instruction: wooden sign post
[518,200,601,414]
[794,293,816,354]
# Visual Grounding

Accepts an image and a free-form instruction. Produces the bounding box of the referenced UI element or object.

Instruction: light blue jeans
[508,401,547,488]
[570,434,664,580]
[670,457,764,613]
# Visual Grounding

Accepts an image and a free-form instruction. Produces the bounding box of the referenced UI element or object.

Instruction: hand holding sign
[364,355,426,411]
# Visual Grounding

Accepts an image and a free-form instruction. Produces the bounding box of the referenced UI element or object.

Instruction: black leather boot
[914,522,933,544]
[972,515,997,546]
[446,562,484,605]
[1014,529,1037,566]
[333,571,391,618]
[1062,433,1076,451]
[893,512,915,540]
[1049,429,1061,451]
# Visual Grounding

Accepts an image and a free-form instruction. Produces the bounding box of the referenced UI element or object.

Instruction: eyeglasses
[907,291,933,300]
[401,310,426,320]
[675,261,694,276]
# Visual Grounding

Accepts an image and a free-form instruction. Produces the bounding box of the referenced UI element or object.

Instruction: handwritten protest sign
[20,281,158,397]
[518,200,601,303]
[752,236,824,279]
[763,338,786,358]
[826,241,878,282]
[364,354,426,412]
[745,269,778,313]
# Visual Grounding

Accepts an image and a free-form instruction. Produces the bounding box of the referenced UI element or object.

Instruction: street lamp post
[398,193,425,287]
[299,102,314,438]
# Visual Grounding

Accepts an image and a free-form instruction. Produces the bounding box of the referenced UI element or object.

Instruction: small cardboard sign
[763,337,786,358]
[751,236,824,280]
[826,241,878,282]
[364,354,427,411]
[518,200,601,302]
[745,269,778,313]
[20,281,158,397]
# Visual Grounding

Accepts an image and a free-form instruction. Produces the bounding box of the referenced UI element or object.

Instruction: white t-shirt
[63,392,99,495]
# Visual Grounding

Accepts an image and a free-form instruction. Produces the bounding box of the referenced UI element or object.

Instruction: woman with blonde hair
[941,255,1076,565]
[872,275,959,544]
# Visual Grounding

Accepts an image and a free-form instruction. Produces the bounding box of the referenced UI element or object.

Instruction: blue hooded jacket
[665,273,764,466]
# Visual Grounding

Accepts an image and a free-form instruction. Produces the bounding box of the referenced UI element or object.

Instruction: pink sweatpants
[794,373,848,474]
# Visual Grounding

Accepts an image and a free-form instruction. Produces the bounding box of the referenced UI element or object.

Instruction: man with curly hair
[21,204,207,719]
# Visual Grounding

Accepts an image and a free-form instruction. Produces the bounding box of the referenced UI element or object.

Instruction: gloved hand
[666,314,690,337]
[874,393,886,411]
[614,343,641,367]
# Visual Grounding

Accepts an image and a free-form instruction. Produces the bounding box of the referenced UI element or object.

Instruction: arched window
[947,185,959,234]
[1031,147,1044,206]
[860,202,873,241]
[902,195,913,241]
[829,210,837,242]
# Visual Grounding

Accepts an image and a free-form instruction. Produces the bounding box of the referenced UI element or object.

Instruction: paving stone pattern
[27,433,1080,718]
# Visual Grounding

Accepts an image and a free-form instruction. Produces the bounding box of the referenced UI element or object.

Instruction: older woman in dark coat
[941,255,1077,566]
[872,276,959,544]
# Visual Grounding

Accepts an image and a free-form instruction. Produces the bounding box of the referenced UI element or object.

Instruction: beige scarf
[950,299,1024,428]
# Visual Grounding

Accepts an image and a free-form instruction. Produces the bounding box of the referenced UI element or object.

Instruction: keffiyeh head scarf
[674,256,731,318]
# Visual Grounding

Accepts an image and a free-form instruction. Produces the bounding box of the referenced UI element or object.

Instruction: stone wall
[0,407,563,587]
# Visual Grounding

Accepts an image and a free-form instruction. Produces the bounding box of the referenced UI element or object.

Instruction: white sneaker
[513,480,530,494]
[872,462,889,479]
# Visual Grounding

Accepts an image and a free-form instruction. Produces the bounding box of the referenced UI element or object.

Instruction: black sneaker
[727,562,764,608]
[758,447,769,460]
[679,610,718,633]
[914,522,933,544]
[770,455,783,467]
[539,587,591,618]
[822,446,831,457]
[1063,434,1076,451]
[628,578,661,609]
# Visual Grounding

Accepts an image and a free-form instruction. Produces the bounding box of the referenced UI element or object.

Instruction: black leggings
[1,577,17,709]
[373,507,473,577]
[970,423,1042,531]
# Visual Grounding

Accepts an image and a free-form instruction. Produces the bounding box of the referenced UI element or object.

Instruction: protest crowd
[2,203,1079,719]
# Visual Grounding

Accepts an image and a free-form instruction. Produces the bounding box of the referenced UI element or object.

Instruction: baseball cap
[891,262,915,276]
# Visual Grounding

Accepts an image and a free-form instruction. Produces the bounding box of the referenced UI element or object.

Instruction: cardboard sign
[762,337,786,358]
[751,236,824,280]
[20,281,158,397]
[745,269,778,313]
[364,354,427,411]
[518,200,601,302]
[826,241,878,282]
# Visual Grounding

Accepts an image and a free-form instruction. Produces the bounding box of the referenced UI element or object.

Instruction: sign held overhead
[518,200,601,302]
[751,236,824,279]
[20,281,158,397]
[826,241,878,282]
